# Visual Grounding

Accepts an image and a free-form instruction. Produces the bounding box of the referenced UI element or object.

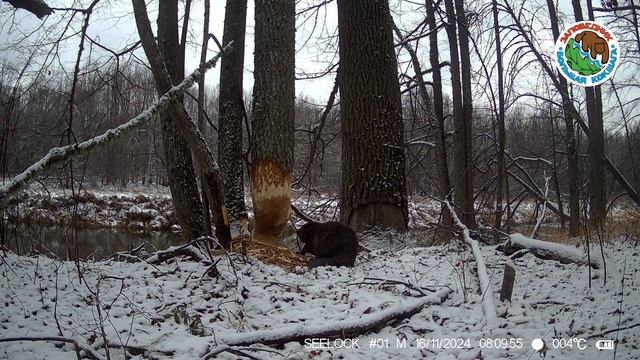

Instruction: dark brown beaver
[298,221,358,268]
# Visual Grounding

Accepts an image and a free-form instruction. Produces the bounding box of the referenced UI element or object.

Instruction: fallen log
[505,233,601,269]
[200,287,451,357]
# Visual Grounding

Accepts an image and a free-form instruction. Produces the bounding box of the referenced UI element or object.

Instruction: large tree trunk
[453,0,476,229]
[250,0,295,247]
[219,0,248,222]
[157,0,205,241]
[337,0,408,232]
[426,0,452,227]
[546,0,581,236]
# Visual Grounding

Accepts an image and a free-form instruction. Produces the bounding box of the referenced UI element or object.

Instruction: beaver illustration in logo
[575,30,609,64]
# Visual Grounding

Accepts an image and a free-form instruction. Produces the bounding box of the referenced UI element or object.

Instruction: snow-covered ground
[1,237,638,359]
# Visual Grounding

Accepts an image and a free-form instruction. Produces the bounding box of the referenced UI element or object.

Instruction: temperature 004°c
[552,338,587,350]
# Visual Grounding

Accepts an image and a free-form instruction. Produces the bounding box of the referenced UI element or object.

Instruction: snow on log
[444,201,498,328]
[506,233,601,269]
[200,287,451,355]
[0,42,232,205]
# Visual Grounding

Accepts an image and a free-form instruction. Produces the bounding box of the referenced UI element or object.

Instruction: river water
[1,221,183,260]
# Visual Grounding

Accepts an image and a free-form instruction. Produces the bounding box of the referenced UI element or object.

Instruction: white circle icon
[531,338,545,351]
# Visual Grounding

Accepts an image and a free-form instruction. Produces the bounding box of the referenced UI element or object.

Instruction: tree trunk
[492,0,507,240]
[157,0,205,241]
[453,0,476,229]
[443,0,471,228]
[219,0,248,222]
[426,0,452,227]
[584,1,607,225]
[250,0,295,246]
[337,0,408,231]
[198,0,212,236]
[546,0,581,236]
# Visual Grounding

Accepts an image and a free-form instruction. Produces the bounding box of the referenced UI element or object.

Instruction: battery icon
[596,340,615,350]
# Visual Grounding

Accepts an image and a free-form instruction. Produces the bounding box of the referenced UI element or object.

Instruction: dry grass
[512,209,640,245]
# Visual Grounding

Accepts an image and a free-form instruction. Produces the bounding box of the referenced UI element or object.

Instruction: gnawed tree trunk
[157,0,205,241]
[337,0,408,231]
[132,0,232,248]
[250,0,295,247]
[546,0,581,236]
[219,0,248,222]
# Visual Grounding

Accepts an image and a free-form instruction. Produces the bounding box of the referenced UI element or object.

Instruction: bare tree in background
[492,0,507,240]
[546,0,582,237]
[250,0,295,246]
[443,0,474,229]
[337,0,408,231]
[573,0,607,226]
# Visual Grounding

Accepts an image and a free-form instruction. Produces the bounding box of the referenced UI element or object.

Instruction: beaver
[298,221,358,268]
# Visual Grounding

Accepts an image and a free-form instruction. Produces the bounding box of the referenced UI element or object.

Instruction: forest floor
[1,233,639,359]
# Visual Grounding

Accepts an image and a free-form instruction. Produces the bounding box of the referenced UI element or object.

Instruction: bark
[250,0,295,246]
[337,0,408,231]
[132,0,232,248]
[546,0,581,236]
[219,0,248,221]
[453,0,476,229]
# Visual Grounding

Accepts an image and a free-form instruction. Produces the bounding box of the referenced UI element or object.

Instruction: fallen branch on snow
[200,287,451,357]
[444,200,498,328]
[505,233,601,269]
[146,239,211,265]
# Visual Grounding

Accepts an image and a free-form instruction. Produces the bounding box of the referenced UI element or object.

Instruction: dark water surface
[1,221,183,260]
